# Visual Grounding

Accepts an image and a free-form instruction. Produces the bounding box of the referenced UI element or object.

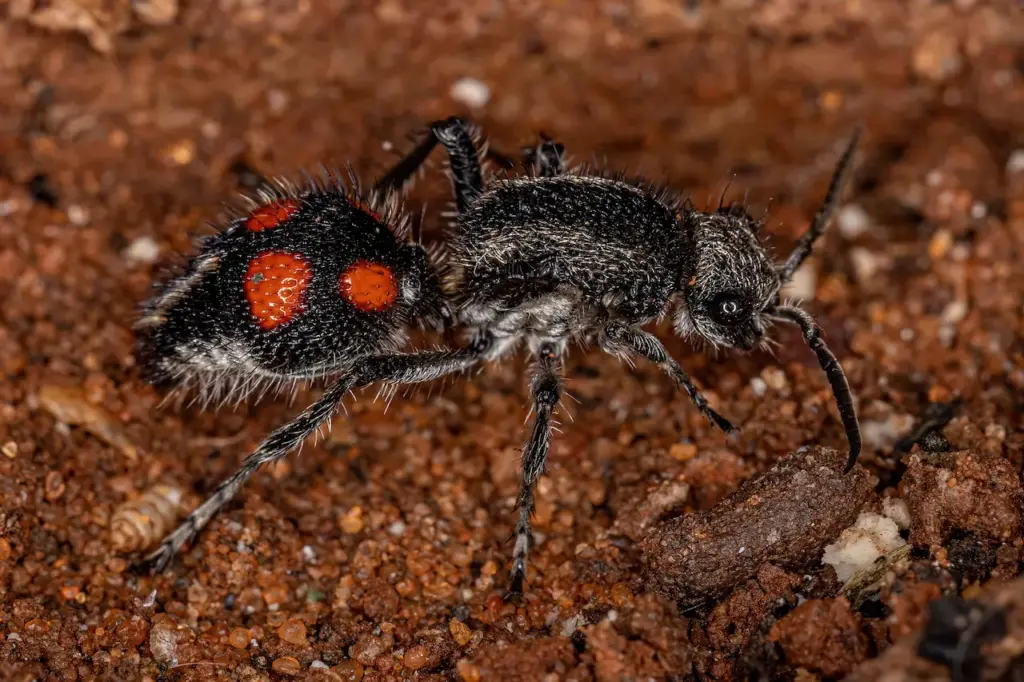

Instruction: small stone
[267,89,290,116]
[123,236,161,265]
[1,442,16,459]
[161,139,196,166]
[339,506,364,534]
[836,204,871,239]
[66,204,89,226]
[882,497,912,530]
[133,0,178,25]
[404,644,431,670]
[1007,150,1024,175]
[25,618,50,634]
[784,262,817,300]
[310,660,328,669]
[388,520,406,536]
[457,659,482,682]
[271,656,301,675]
[668,442,697,462]
[849,247,881,283]
[44,471,65,501]
[351,634,387,665]
[277,618,307,646]
[331,660,364,681]
[750,377,768,397]
[449,618,472,646]
[912,31,963,82]
[928,229,953,260]
[228,627,251,649]
[450,77,491,108]
[0,538,10,561]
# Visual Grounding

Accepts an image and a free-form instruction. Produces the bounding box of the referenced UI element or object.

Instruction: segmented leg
[772,304,861,471]
[522,138,566,177]
[375,117,485,214]
[601,322,736,434]
[506,342,563,598]
[147,344,490,571]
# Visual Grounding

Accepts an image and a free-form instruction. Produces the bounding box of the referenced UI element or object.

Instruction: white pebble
[940,300,968,326]
[1006,149,1024,175]
[749,377,768,397]
[881,497,911,530]
[822,512,906,583]
[450,77,491,109]
[301,545,316,562]
[388,520,407,536]
[783,262,817,300]
[861,413,915,451]
[310,660,329,670]
[837,204,871,239]
[849,247,881,283]
[67,204,90,226]
[123,236,161,264]
[266,89,290,116]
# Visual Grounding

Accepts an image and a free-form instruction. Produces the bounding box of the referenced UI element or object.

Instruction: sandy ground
[1,1,1023,680]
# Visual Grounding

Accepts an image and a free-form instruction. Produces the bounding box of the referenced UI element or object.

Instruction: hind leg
[148,342,491,571]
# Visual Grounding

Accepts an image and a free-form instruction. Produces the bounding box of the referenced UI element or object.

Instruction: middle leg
[601,322,736,434]
[506,341,564,598]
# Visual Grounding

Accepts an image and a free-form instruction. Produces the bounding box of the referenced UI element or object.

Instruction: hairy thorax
[447,174,686,357]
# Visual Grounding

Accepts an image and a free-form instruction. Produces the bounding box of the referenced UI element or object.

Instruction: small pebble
[227,627,251,649]
[266,89,290,116]
[123,236,161,265]
[66,204,89,226]
[44,471,66,502]
[310,660,328,669]
[272,656,301,675]
[750,377,768,397]
[450,77,491,108]
[162,139,196,166]
[133,0,179,25]
[449,618,472,646]
[388,520,407,536]
[332,660,364,681]
[404,644,431,670]
[1,442,16,459]
[784,262,817,300]
[1007,149,1024,175]
[850,247,881,283]
[339,506,364,534]
[837,204,871,239]
[277,618,307,646]
[457,659,482,682]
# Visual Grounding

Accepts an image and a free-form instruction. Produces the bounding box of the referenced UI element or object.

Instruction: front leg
[506,342,563,599]
[601,323,736,434]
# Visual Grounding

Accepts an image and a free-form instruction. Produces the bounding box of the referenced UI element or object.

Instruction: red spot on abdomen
[245,251,312,330]
[247,199,300,232]
[339,261,398,312]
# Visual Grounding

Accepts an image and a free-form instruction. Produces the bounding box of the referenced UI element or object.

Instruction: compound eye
[709,293,748,326]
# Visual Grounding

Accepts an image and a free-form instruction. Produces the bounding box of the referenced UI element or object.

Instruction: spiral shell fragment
[110,485,185,553]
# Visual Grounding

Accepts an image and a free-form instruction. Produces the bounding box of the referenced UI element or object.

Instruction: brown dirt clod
[641,446,873,607]
[768,596,868,678]
[901,450,1024,547]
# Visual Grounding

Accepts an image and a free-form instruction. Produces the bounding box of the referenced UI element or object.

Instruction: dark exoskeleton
[139,117,862,599]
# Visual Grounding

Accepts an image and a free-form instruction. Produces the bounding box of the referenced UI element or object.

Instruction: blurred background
[1,1,1023,681]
